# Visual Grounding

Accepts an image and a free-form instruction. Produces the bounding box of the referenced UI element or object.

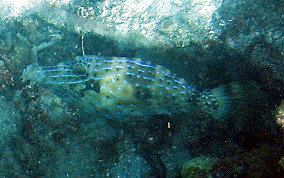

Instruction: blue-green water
[0,0,283,177]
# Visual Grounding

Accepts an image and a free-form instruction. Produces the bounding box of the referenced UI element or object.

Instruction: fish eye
[73,63,87,75]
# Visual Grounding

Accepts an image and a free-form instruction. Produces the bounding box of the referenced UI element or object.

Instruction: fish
[22,56,263,120]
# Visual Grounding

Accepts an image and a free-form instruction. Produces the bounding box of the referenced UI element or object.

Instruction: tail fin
[197,83,265,121]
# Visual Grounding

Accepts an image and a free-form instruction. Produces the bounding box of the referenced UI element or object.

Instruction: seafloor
[0,0,283,177]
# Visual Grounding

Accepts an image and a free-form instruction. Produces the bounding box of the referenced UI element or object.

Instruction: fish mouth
[39,63,89,84]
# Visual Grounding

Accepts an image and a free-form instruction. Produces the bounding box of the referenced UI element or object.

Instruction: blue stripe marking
[165,73,175,78]
[142,76,155,81]
[90,77,104,80]
[49,74,86,78]
[115,66,125,69]
[131,61,156,69]
[174,79,183,84]
[102,67,114,70]
[75,56,157,70]
[126,64,135,68]
[46,78,89,84]
[126,72,135,76]
[86,62,102,66]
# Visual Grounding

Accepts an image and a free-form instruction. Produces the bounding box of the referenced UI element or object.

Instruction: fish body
[35,56,199,117]
[22,56,261,120]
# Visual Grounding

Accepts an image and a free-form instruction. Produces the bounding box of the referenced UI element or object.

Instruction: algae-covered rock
[0,96,21,176]
[181,156,218,178]
[0,96,20,146]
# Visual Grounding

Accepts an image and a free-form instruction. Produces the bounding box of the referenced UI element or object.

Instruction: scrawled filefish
[22,56,262,120]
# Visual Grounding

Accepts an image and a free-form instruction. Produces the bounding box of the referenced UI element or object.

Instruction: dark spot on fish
[52,132,65,143]
[92,82,100,93]
[80,80,100,96]
[135,87,152,100]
